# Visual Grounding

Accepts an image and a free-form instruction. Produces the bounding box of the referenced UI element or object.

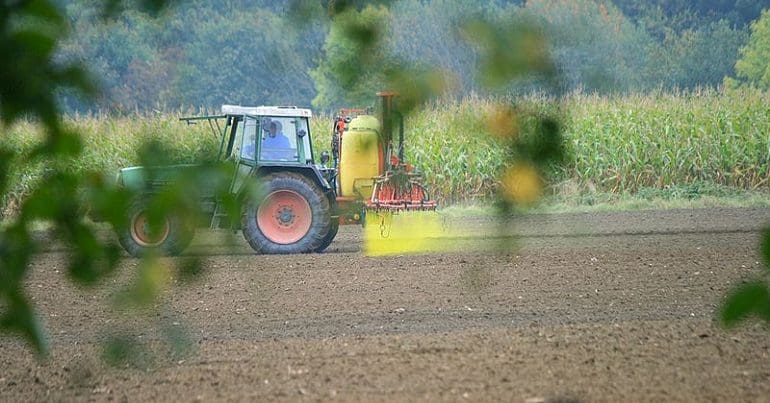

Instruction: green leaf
[720,280,770,327]
[532,117,564,163]
[161,318,194,360]
[176,257,205,283]
[87,185,133,231]
[10,30,57,56]
[1,223,36,281]
[24,0,66,25]
[460,18,554,88]
[56,65,99,98]
[101,0,175,19]
[115,255,168,308]
[0,292,49,356]
[65,223,119,286]
[102,334,150,369]
[20,172,78,221]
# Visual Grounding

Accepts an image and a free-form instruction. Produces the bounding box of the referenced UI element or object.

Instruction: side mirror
[298,129,307,138]
[320,151,330,165]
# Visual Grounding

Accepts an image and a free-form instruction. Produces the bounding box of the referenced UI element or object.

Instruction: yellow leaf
[486,104,519,140]
[501,164,542,205]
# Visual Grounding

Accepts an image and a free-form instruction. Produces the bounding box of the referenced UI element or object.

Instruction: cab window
[296,118,312,163]
[260,116,299,162]
[240,117,258,161]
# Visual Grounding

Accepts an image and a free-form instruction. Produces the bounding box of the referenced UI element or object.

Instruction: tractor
[108,92,435,256]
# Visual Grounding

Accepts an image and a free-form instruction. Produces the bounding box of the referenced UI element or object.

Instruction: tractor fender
[255,165,331,192]
[255,165,337,214]
[117,164,201,192]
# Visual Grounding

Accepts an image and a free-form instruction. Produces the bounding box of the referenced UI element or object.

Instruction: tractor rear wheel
[313,220,339,252]
[242,173,331,254]
[118,197,195,257]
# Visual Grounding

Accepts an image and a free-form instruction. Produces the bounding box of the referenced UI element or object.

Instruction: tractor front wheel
[242,173,332,254]
[118,197,195,257]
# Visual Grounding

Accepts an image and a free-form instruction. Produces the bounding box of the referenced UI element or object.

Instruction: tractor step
[209,201,230,229]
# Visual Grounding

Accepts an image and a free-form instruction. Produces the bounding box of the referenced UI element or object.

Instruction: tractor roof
[221,105,312,118]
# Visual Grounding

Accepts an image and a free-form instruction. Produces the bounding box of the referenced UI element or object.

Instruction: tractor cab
[216,105,314,166]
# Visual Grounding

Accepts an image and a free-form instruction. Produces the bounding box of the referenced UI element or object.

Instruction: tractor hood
[117,164,201,192]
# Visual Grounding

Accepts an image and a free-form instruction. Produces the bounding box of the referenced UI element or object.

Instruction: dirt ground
[3,208,770,402]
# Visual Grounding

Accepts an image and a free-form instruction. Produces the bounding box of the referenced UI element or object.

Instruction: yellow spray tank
[338,115,383,198]
[330,93,438,256]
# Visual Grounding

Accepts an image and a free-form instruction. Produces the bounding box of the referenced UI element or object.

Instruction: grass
[439,186,770,217]
[534,186,770,214]
[3,88,770,216]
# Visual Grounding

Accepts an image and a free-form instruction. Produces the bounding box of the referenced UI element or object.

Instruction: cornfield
[404,88,770,204]
[3,88,770,214]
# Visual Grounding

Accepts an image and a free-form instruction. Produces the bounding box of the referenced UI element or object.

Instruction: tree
[664,20,745,89]
[387,0,486,96]
[60,5,171,111]
[173,7,317,107]
[733,9,770,88]
[521,0,654,93]
[613,0,770,31]
[310,5,394,111]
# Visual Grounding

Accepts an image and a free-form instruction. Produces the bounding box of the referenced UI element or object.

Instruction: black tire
[313,220,339,253]
[242,173,331,254]
[117,197,195,257]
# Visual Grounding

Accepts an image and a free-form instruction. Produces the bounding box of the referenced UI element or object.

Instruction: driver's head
[269,121,282,137]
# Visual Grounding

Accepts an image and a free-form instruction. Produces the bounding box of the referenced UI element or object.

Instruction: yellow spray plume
[364,211,450,256]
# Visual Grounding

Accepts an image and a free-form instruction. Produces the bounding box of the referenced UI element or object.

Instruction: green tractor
[109,93,435,257]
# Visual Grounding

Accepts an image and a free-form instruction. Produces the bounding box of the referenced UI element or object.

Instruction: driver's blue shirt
[263,133,290,148]
[261,133,293,160]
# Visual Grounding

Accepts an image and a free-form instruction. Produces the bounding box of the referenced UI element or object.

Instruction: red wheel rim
[257,190,312,244]
[130,211,170,247]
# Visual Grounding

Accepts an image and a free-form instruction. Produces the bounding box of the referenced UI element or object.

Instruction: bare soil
[3,208,770,402]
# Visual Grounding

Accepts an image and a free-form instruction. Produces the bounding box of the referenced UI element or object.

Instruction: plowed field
[2,208,770,402]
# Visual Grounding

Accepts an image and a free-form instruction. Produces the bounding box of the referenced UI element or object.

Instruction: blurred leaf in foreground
[0,292,48,355]
[720,280,770,327]
[103,334,151,369]
[460,17,555,89]
[719,227,770,327]
[500,163,542,206]
[0,0,184,356]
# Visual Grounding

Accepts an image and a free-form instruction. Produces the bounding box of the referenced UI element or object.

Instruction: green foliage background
[50,0,769,112]
[734,10,770,88]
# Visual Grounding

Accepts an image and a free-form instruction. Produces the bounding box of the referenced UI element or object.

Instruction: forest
[54,0,770,113]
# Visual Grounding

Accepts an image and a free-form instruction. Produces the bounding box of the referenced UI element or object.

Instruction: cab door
[230,115,258,194]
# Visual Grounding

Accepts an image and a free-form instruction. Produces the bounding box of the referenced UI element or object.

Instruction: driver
[263,120,290,149]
